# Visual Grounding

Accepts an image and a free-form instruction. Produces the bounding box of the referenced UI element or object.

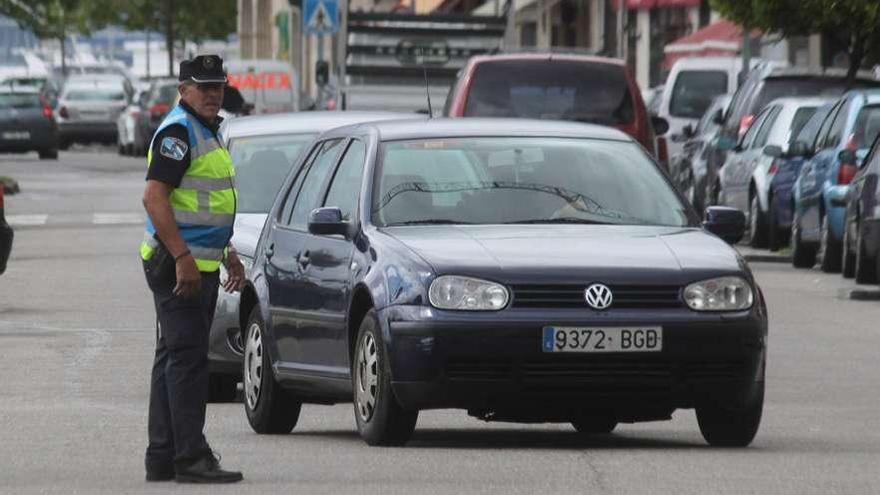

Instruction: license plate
[2,131,29,140]
[542,326,662,353]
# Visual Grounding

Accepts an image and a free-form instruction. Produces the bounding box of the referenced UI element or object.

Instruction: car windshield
[229,133,316,213]
[0,93,40,109]
[65,89,126,101]
[853,105,880,149]
[158,85,179,103]
[372,137,688,227]
[463,60,634,125]
[669,70,728,119]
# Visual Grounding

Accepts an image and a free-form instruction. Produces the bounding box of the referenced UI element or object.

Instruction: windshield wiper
[384,219,471,226]
[505,217,614,225]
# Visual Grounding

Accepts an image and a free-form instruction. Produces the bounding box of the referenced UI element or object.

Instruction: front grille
[511,284,682,309]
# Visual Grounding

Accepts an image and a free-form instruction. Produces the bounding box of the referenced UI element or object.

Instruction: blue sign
[303,0,338,35]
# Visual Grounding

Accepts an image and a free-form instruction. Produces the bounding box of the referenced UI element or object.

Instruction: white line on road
[92,213,144,225]
[6,214,48,226]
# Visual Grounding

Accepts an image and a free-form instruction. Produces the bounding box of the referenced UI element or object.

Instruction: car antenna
[419,48,433,118]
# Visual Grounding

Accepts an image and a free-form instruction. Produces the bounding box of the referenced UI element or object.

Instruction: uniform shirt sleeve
[145,124,191,187]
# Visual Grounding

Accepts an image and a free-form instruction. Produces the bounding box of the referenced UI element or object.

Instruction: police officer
[140,55,244,484]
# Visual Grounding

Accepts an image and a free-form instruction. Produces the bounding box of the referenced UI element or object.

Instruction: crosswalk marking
[6,214,49,226]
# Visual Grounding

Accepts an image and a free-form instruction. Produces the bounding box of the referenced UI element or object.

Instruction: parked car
[791,90,880,272]
[719,97,829,248]
[116,80,151,155]
[704,65,880,209]
[206,111,411,401]
[56,78,128,148]
[668,94,731,212]
[658,57,760,160]
[0,87,59,159]
[0,183,11,275]
[444,53,668,159]
[765,102,838,251]
[239,117,765,448]
[132,79,178,156]
[841,130,880,283]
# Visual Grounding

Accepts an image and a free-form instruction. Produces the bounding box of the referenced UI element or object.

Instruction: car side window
[740,107,770,149]
[289,138,345,230]
[752,106,781,149]
[824,100,850,149]
[279,142,323,225]
[323,139,367,222]
[815,102,843,151]
[865,139,880,173]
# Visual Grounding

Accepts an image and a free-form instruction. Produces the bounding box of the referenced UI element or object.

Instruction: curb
[849,289,880,301]
[0,177,20,195]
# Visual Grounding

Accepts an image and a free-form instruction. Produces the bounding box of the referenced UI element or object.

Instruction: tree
[711,0,880,82]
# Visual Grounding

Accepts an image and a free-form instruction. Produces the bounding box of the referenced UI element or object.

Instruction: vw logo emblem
[585,283,613,310]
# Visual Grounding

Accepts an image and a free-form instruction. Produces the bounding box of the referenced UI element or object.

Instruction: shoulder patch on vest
[159,136,188,161]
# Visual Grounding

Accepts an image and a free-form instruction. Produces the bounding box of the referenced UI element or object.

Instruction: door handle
[298,251,311,269]
[265,243,275,259]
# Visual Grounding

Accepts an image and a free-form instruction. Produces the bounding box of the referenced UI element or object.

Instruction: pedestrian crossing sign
[304,0,338,35]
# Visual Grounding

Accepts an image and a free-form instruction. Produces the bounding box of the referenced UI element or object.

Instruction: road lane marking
[92,213,144,225]
[6,214,48,226]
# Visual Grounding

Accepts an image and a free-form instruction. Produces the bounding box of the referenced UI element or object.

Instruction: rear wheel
[353,309,418,446]
[243,307,301,434]
[748,194,769,248]
[818,214,842,273]
[571,415,617,435]
[854,226,877,284]
[842,221,856,278]
[697,381,764,447]
[767,196,784,252]
[791,208,817,268]
[38,148,58,160]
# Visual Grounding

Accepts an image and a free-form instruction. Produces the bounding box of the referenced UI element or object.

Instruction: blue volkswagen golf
[239,118,767,447]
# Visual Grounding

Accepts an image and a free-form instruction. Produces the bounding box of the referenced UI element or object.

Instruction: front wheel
[842,221,856,278]
[353,310,418,446]
[854,226,877,284]
[748,195,769,248]
[696,381,764,447]
[818,214,842,273]
[767,196,785,252]
[791,209,817,268]
[243,307,301,434]
[38,148,58,160]
[571,415,617,435]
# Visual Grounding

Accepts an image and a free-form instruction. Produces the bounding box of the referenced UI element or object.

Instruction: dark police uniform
[141,55,242,484]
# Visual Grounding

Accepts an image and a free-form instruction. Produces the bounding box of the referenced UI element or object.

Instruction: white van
[658,57,761,157]
[225,59,299,114]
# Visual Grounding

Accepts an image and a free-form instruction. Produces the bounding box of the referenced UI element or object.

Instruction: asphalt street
[1,149,879,495]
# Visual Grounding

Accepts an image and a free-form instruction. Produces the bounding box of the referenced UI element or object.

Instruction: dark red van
[444,53,664,159]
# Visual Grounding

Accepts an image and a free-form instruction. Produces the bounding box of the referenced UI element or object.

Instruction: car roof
[224,111,414,139]
[468,53,626,67]
[764,66,878,81]
[329,117,633,142]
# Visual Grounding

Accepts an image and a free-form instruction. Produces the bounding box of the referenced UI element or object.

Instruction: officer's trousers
[144,267,220,467]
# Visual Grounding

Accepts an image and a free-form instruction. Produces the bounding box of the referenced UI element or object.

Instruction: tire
[842,221,856,278]
[854,226,877,284]
[353,309,418,446]
[38,148,58,160]
[208,373,239,403]
[767,196,784,252]
[571,415,617,435]
[748,194,769,249]
[696,381,764,447]
[818,214,842,273]
[243,307,301,434]
[791,208,817,268]
[59,140,71,150]
[117,143,125,155]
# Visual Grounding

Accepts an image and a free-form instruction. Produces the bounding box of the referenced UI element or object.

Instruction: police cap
[179,55,228,84]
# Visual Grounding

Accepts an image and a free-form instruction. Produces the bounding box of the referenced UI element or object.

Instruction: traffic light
[315,60,329,87]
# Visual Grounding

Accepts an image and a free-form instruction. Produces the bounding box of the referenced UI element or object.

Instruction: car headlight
[684,276,754,311]
[428,276,509,311]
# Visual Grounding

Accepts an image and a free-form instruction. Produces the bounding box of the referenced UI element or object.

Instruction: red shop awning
[662,20,761,69]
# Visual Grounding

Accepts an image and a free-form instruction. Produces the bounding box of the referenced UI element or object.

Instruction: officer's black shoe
[175,452,243,484]
[145,461,175,482]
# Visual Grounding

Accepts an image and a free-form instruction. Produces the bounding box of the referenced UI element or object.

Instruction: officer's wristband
[174,249,191,262]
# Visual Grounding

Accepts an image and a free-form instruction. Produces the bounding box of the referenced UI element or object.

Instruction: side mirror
[763,145,783,158]
[711,109,725,125]
[787,141,810,158]
[703,206,746,245]
[838,149,857,165]
[308,207,349,237]
[683,124,695,137]
[651,116,670,136]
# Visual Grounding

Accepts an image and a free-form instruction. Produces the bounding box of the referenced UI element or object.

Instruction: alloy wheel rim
[244,323,263,410]
[355,333,379,422]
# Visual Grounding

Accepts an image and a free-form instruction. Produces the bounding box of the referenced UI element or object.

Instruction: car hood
[381,225,746,285]
[231,213,268,259]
